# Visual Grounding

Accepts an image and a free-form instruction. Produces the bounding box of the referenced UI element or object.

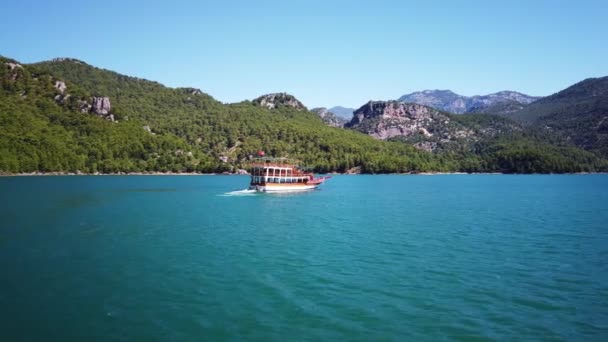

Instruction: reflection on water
[221,188,322,197]
[57,193,105,208]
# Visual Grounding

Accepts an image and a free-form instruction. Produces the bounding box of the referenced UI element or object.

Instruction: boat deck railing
[250,157,300,168]
[250,157,295,164]
[248,157,314,175]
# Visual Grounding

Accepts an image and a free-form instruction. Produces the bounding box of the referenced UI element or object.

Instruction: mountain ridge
[503,76,608,157]
[324,106,353,120]
[398,90,541,114]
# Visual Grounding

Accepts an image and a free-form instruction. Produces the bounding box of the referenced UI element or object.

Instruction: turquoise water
[0,175,607,341]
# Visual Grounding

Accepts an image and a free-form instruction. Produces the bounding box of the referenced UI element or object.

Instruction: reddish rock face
[345,100,476,150]
[350,101,435,125]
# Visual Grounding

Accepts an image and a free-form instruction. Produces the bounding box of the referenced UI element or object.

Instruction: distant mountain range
[310,108,348,127]
[397,90,541,114]
[327,90,540,120]
[327,106,355,120]
[342,77,608,160]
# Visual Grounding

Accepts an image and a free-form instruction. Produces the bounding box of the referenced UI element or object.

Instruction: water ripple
[1,175,607,340]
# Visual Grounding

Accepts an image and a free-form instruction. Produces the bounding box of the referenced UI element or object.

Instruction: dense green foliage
[399,113,607,173]
[440,136,606,173]
[0,57,215,173]
[1,56,606,174]
[467,99,526,115]
[1,57,440,173]
[453,114,607,172]
[499,76,608,158]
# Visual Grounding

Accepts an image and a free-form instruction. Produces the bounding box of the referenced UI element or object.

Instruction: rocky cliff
[253,93,306,110]
[344,100,523,152]
[345,101,478,151]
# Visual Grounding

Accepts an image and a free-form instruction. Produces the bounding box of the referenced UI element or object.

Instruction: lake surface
[0,175,607,341]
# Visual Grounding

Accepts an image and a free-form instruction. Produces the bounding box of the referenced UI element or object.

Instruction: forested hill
[1,56,437,173]
[502,76,608,158]
[1,55,607,174]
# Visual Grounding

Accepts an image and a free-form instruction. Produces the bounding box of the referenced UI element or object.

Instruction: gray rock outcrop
[253,93,306,111]
[54,81,67,93]
[179,87,203,95]
[77,100,91,113]
[91,97,111,115]
[84,97,115,121]
[5,62,23,70]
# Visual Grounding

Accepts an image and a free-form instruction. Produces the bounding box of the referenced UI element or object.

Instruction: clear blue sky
[1,0,607,108]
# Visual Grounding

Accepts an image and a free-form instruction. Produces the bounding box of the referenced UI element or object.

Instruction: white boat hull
[249,184,319,192]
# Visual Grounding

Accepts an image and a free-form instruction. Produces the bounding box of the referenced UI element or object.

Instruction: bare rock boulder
[91,97,111,115]
[253,93,307,111]
[54,81,67,93]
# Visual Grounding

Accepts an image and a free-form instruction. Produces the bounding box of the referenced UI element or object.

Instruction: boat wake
[221,189,258,196]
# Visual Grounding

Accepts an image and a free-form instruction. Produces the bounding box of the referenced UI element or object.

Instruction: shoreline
[1,171,606,177]
[0,171,221,177]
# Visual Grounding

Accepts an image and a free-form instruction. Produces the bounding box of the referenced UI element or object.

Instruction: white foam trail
[221,189,258,196]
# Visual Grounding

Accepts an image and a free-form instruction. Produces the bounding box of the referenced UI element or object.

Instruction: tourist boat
[248,153,330,193]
